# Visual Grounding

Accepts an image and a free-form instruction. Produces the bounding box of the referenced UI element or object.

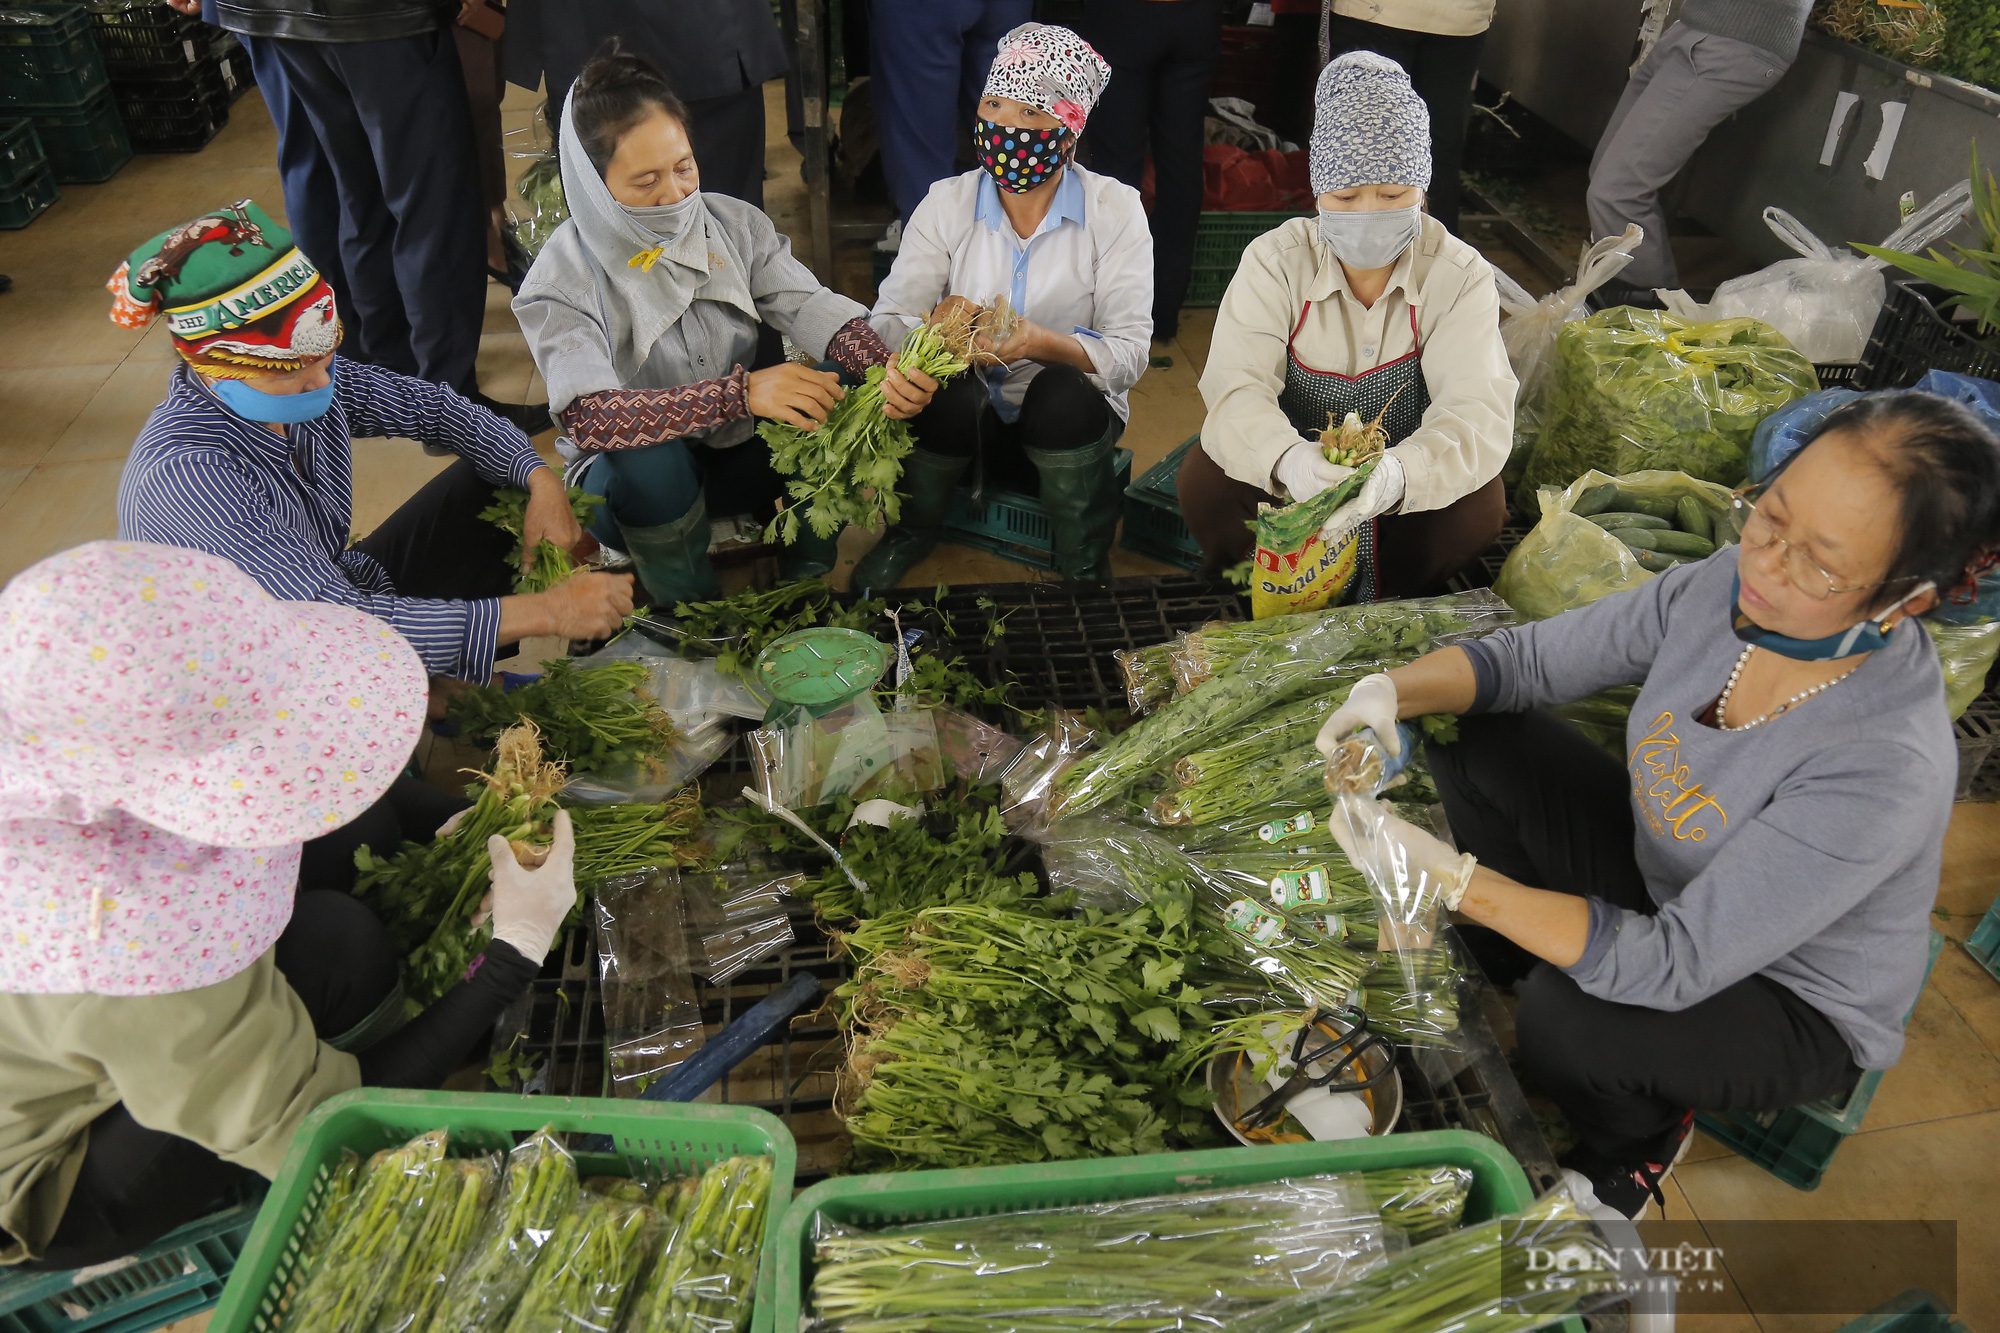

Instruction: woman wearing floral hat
[113,199,634,686]
[1182,51,1513,598]
[858,22,1154,590]
[0,543,581,1270]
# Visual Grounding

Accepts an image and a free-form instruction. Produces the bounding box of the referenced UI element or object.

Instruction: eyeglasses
[1730,491,1888,602]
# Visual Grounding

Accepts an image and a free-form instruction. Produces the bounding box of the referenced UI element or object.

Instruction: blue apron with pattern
[1276,303,1430,604]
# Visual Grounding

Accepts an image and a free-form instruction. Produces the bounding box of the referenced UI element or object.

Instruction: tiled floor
[6,79,2000,1333]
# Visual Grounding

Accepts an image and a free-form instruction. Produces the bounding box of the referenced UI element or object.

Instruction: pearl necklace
[1714,644,1858,732]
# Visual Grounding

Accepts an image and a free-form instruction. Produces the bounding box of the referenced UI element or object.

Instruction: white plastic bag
[1497,225,1644,482]
[1670,185,1971,363]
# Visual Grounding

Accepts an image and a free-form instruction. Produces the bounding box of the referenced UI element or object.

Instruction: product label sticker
[1308,913,1346,941]
[1269,865,1331,908]
[1258,811,1316,843]
[1223,898,1291,947]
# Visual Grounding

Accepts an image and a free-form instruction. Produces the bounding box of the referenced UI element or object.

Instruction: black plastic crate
[1859,280,2000,391]
[487,922,607,1098]
[85,0,204,79]
[1955,690,2000,801]
[112,54,226,151]
[11,84,127,181]
[0,154,55,226]
[0,4,107,108]
[209,26,247,100]
[0,113,45,188]
[1448,523,1529,594]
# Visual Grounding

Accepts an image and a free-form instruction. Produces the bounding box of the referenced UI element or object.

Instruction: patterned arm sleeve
[828,316,895,378]
[559,367,750,451]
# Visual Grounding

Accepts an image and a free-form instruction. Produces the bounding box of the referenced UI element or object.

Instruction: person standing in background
[1588,1,1810,299]
[871,0,1034,226]
[1077,0,1220,345]
[501,2,789,208]
[1320,0,1495,234]
[450,0,524,289]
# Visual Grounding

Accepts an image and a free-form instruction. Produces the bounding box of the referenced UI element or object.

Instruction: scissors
[1234,1005,1398,1134]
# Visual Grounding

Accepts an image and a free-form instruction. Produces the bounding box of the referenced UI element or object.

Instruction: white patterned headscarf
[981,23,1112,134]
[1309,51,1433,195]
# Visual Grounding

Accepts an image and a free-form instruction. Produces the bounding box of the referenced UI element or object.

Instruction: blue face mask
[1730,574,1933,660]
[211,363,337,423]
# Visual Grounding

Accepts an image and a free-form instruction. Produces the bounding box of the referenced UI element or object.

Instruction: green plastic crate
[0,157,54,227]
[940,447,1132,573]
[0,4,106,107]
[1695,930,1945,1189]
[207,1090,796,1333]
[0,1188,263,1333]
[1834,1288,1971,1333]
[0,115,45,188]
[12,85,128,182]
[770,1128,1534,1332]
[1186,210,1311,306]
[1119,434,1203,571]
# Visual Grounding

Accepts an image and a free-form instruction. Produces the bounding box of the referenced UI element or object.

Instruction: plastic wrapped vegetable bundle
[1174,592,1514,694]
[808,1175,1392,1332]
[1152,743,1325,825]
[626,1155,774,1333]
[1518,307,1818,496]
[1115,639,1183,714]
[287,1131,450,1333]
[501,1193,658,1333]
[428,1128,581,1333]
[1364,1166,1474,1242]
[370,1155,500,1333]
[1227,1193,1622,1333]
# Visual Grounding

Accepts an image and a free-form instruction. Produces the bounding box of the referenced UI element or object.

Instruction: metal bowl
[1206,1012,1402,1146]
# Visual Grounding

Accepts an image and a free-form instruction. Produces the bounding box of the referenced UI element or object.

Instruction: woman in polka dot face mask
[861,23,1156,591]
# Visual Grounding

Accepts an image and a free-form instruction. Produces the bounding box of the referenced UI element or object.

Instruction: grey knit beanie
[1309,51,1433,195]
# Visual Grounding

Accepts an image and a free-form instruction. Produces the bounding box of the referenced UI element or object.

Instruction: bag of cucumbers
[1495,469,1735,620]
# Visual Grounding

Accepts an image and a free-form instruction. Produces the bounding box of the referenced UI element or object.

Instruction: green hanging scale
[753,626,891,723]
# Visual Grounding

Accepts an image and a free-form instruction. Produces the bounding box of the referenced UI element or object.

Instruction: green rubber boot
[778,522,842,583]
[849,448,971,592]
[1028,427,1122,588]
[621,494,722,608]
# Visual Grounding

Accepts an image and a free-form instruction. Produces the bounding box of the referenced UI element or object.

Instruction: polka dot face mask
[975,118,1072,194]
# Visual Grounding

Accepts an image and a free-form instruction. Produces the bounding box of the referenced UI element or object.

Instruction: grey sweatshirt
[1463,552,1951,1069]
[1677,0,1813,64]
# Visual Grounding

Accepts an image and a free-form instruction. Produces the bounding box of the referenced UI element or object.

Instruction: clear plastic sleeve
[429,1129,582,1333]
[1222,1193,1624,1333]
[625,1155,775,1333]
[370,1153,502,1333]
[931,706,1021,784]
[995,710,1100,828]
[593,870,707,1096]
[806,1174,1390,1332]
[1171,593,1516,694]
[501,1193,658,1333]
[677,864,805,984]
[1496,468,1736,620]
[564,717,739,805]
[1363,1165,1475,1242]
[288,1130,451,1333]
[749,695,949,809]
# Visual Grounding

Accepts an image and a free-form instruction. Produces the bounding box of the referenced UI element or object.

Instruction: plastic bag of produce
[1250,463,1376,620]
[371,1154,502,1333]
[502,1193,658,1333]
[1519,307,1818,497]
[626,1156,774,1333]
[806,1174,1390,1332]
[429,1129,582,1333]
[1498,225,1643,484]
[289,1130,452,1333]
[1364,1165,1475,1242]
[1928,621,2000,719]
[1496,469,1735,620]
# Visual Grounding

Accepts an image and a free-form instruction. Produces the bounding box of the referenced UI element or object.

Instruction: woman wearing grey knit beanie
[1180,50,1515,598]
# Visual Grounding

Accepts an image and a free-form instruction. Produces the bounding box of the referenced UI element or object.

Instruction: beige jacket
[1332,0,1495,37]
[1197,215,1515,514]
[0,951,358,1263]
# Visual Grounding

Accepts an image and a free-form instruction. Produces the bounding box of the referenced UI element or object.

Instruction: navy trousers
[870,0,1031,224]
[264,31,486,392]
[242,36,350,314]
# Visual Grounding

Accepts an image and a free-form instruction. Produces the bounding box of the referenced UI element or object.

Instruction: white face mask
[1317,203,1421,270]
[623,191,702,242]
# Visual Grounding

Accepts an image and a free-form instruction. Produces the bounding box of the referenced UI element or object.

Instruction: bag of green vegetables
[1928,621,2000,720]
[1495,468,1735,621]
[1519,307,1817,498]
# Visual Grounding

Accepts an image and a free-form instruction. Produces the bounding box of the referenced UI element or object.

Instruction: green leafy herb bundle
[478,486,602,595]
[287,1131,451,1333]
[445,659,679,778]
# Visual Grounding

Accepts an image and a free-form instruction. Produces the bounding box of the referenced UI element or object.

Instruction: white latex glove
[487,808,578,962]
[1316,672,1401,759]
[1327,797,1477,913]
[1319,451,1406,545]
[1273,440,1356,503]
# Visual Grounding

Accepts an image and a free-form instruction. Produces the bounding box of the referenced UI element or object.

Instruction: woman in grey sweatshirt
[1318,391,2000,1219]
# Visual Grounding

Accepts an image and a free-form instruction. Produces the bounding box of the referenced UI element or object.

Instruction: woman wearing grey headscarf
[1182,51,1514,599]
[513,51,938,604]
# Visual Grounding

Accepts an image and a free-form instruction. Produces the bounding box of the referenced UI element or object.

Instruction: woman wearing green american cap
[113,198,634,686]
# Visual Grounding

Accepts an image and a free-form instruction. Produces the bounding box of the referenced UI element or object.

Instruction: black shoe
[488,224,532,292]
[467,390,553,436]
[1560,1109,1695,1220]
[0,273,12,294]
[1589,280,1665,313]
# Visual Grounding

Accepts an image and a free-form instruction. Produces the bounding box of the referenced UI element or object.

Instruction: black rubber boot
[621,495,722,607]
[849,448,970,592]
[778,523,842,583]
[1027,427,1121,588]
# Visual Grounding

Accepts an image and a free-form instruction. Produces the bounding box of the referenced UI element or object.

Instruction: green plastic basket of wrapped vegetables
[207,1090,794,1333]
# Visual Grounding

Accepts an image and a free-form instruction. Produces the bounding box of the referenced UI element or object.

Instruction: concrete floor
[4,78,1999,1333]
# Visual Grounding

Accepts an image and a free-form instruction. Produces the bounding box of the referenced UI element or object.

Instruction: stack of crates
[86,0,228,151]
[0,114,57,226]
[0,2,129,184]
